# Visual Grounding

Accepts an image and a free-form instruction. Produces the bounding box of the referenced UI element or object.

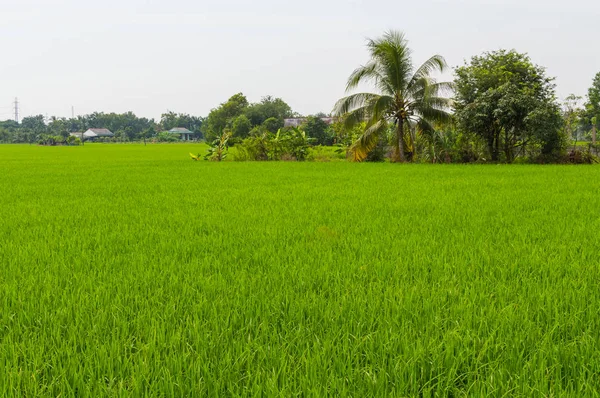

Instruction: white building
[83,128,114,140]
[169,127,194,141]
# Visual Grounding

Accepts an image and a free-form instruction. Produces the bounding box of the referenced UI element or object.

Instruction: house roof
[169,127,193,134]
[84,128,114,137]
[284,117,336,127]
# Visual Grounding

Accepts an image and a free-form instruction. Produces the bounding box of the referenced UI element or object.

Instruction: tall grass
[1,144,600,396]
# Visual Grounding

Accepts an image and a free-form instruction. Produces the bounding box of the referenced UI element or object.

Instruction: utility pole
[13,97,19,123]
[71,106,74,119]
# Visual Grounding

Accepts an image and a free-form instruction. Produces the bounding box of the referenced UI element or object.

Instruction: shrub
[155,131,179,143]
[236,128,314,161]
[204,132,231,161]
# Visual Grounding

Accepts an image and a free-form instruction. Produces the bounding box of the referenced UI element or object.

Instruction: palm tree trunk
[408,128,415,162]
[393,118,406,162]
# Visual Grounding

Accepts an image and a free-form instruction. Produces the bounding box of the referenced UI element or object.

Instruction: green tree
[333,31,452,162]
[21,115,47,135]
[232,115,252,139]
[563,95,583,144]
[201,93,249,142]
[160,111,203,138]
[262,117,283,133]
[454,50,564,161]
[48,117,69,138]
[302,116,333,145]
[245,96,294,127]
[584,73,600,144]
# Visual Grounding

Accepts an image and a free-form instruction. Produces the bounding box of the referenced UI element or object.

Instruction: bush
[155,131,179,143]
[235,128,314,161]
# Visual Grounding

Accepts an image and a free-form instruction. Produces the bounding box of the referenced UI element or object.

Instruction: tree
[262,117,283,134]
[201,93,249,142]
[584,73,600,145]
[245,96,294,127]
[140,126,156,145]
[333,31,452,162]
[21,115,46,134]
[231,115,252,139]
[302,116,333,145]
[48,117,69,138]
[454,50,564,161]
[160,111,203,138]
[563,95,583,144]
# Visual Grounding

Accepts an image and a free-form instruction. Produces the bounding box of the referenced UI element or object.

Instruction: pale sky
[1,0,598,121]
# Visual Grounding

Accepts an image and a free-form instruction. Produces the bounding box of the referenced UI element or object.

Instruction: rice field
[1,144,600,396]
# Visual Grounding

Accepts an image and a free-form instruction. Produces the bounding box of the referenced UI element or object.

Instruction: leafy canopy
[454,50,564,161]
[333,30,452,162]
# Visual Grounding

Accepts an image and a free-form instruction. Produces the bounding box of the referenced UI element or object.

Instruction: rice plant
[1,144,599,396]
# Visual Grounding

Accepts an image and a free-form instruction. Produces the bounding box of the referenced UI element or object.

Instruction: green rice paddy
[1,144,600,396]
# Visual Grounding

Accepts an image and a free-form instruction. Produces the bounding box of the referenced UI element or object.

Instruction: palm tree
[333,31,453,162]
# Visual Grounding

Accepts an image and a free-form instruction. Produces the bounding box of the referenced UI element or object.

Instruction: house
[169,127,194,141]
[284,117,336,128]
[83,128,114,141]
[69,132,84,139]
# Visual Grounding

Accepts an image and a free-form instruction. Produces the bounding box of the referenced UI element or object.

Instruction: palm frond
[369,95,395,122]
[408,80,455,101]
[333,93,381,116]
[345,62,380,92]
[409,55,448,84]
[413,106,453,125]
[349,120,388,162]
[367,31,413,95]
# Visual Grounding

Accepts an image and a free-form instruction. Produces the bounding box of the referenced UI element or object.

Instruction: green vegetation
[201,94,296,143]
[2,144,600,396]
[1,29,599,164]
[334,31,452,162]
[454,50,564,162]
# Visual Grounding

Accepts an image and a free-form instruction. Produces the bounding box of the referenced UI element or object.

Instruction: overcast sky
[1,0,598,121]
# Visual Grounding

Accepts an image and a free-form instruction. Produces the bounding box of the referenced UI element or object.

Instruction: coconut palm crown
[333,31,453,162]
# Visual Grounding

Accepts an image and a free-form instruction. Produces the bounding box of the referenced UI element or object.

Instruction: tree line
[2,30,599,164]
[203,32,600,163]
[0,111,203,145]
[332,31,600,164]
[0,96,336,148]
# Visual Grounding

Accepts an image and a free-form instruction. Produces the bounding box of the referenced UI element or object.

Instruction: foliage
[231,114,252,140]
[0,110,201,143]
[201,94,295,143]
[565,147,600,164]
[580,72,600,144]
[262,117,283,134]
[419,125,486,163]
[235,127,314,161]
[205,131,231,161]
[201,93,249,142]
[155,131,179,142]
[37,134,66,146]
[160,111,203,139]
[245,95,295,126]
[454,50,565,162]
[278,128,314,161]
[333,30,453,162]
[65,135,81,146]
[302,116,334,146]
[562,94,584,143]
